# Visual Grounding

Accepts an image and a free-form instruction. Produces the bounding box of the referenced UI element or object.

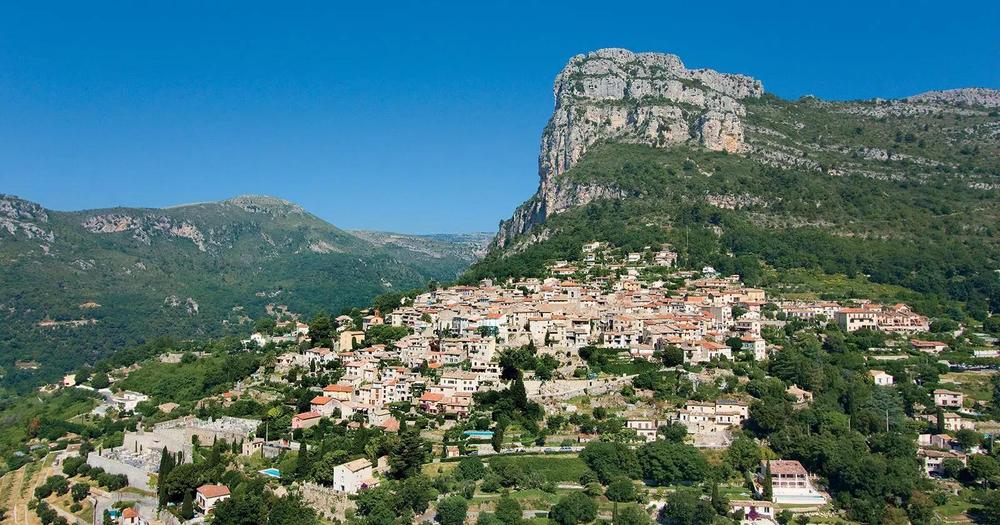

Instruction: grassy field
[939,371,994,404]
[936,488,980,522]
[487,455,591,483]
[764,268,926,304]
[472,488,562,510]
[422,461,459,477]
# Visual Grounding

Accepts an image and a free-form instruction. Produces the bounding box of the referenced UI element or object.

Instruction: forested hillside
[0,194,477,391]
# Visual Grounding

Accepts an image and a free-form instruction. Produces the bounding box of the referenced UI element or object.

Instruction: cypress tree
[711,482,726,514]
[157,448,175,507]
[510,379,528,410]
[181,491,194,520]
[763,462,773,501]
[295,442,310,479]
[208,442,222,467]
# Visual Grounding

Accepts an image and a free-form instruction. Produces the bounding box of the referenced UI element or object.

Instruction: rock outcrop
[906,88,1000,108]
[82,213,207,251]
[0,194,55,243]
[223,194,306,215]
[496,48,763,247]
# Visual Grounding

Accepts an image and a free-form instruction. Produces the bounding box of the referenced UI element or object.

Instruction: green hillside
[0,195,475,391]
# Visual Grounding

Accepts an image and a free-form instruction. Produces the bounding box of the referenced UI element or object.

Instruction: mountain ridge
[0,193,483,390]
[494,49,1000,249]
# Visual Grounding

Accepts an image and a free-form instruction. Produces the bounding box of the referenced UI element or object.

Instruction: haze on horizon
[1,1,998,234]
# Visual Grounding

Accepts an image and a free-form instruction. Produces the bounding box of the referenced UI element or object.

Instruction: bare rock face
[695,110,745,153]
[224,194,305,215]
[906,88,1000,108]
[0,194,55,243]
[83,213,207,251]
[496,48,763,247]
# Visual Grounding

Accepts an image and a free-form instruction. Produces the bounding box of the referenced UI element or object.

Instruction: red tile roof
[197,484,231,498]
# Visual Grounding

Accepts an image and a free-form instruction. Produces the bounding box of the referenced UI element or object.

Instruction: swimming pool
[259,468,281,478]
[463,430,494,439]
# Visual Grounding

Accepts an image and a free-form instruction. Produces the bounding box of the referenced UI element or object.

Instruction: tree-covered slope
[0,194,474,390]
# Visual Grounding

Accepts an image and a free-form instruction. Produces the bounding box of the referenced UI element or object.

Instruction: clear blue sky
[1,1,997,234]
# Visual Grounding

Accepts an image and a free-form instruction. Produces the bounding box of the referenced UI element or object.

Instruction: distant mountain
[0,194,478,389]
[350,230,493,263]
[472,49,999,316]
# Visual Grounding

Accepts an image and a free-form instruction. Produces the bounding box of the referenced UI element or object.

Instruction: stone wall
[86,451,153,491]
[296,482,355,522]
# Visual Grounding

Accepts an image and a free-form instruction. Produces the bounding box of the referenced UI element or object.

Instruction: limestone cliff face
[496,48,763,247]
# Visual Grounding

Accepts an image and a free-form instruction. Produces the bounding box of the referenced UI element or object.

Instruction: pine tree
[390,430,426,479]
[181,491,194,520]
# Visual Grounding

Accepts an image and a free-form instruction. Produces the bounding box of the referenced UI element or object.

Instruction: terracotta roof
[311,396,333,405]
[839,308,872,314]
[294,411,321,420]
[197,484,231,498]
[121,507,138,518]
[324,384,353,393]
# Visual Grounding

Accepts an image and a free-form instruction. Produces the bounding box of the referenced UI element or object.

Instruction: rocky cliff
[473,49,1000,320]
[496,48,764,247]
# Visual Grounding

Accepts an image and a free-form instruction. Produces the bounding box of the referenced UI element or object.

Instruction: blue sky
[1,2,997,234]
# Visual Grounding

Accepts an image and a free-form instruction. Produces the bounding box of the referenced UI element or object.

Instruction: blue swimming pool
[259,468,281,478]
[463,430,494,439]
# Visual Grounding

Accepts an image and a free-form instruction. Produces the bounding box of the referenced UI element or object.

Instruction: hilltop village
[3,241,1000,525]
